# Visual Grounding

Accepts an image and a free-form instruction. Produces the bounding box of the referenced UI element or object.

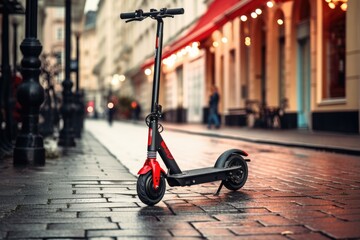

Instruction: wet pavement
[0,119,359,239]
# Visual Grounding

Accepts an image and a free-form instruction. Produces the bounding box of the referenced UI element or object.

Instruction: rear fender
[214,149,249,168]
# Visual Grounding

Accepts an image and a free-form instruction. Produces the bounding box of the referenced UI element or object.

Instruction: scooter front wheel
[223,154,248,190]
[137,171,166,206]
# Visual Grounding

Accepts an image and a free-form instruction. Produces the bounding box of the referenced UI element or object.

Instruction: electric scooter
[120,8,250,206]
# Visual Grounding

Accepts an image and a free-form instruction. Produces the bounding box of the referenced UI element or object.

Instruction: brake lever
[157,14,174,19]
[125,16,146,23]
[162,14,174,18]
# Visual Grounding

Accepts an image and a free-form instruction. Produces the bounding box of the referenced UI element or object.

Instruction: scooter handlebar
[165,8,184,15]
[120,8,184,19]
[120,12,137,19]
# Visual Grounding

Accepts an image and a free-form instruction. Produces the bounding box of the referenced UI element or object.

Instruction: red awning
[142,0,266,69]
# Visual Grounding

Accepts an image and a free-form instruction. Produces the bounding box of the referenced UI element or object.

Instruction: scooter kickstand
[214,181,224,196]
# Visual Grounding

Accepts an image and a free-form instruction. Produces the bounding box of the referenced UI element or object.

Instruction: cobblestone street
[0,120,359,239]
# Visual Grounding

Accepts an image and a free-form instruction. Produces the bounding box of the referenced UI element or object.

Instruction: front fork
[138,158,165,189]
[138,120,165,189]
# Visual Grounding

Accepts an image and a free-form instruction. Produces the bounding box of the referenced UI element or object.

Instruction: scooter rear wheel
[223,154,248,190]
[137,171,166,206]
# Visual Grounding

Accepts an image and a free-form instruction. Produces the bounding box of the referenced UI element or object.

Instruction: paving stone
[5,211,77,220]
[169,228,202,237]
[198,227,236,237]
[17,203,68,209]
[336,214,360,221]
[230,226,310,236]
[211,235,288,240]
[212,213,275,222]
[86,238,115,240]
[68,202,138,208]
[86,229,172,237]
[77,211,119,218]
[119,221,193,230]
[193,221,261,229]
[62,208,113,212]
[157,215,215,222]
[49,194,102,199]
[288,232,332,240]
[7,230,85,238]
[309,221,360,239]
[3,218,111,224]
[0,223,46,231]
[48,222,119,230]
[256,215,300,227]
[51,198,108,204]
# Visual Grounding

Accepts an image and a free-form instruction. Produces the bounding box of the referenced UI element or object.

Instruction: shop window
[323,2,346,99]
[176,66,183,107]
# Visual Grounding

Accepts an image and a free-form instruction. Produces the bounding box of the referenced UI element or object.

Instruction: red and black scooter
[120,8,250,206]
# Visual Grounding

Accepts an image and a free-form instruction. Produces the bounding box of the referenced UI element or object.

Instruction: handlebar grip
[120,12,136,19]
[165,8,184,15]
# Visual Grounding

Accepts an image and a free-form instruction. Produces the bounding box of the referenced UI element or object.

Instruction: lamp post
[73,32,84,138]
[12,18,19,76]
[13,0,45,165]
[0,0,13,158]
[58,0,75,147]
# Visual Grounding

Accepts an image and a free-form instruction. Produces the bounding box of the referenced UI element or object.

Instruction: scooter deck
[166,166,241,187]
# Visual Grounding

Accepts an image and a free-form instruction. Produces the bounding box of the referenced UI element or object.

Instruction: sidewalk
[163,123,360,155]
[1,127,360,239]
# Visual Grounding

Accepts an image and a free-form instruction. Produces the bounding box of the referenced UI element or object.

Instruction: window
[54,51,62,65]
[56,27,63,40]
[323,3,346,99]
[56,8,65,18]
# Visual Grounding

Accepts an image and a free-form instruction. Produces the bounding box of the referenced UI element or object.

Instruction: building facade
[80,11,100,114]
[121,0,359,133]
[93,0,117,115]
[91,0,359,133]
[115,0,208,118]
[206,0,359,133]
[42,7,66,92]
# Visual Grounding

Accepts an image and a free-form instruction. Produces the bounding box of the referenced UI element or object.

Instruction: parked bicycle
[246,98,288,129]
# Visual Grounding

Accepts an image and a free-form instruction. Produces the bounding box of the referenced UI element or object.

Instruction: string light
[144,68,152,76]
[266,1,274,8]
[245,37,251,46]
[240,15,247,22]
[221,37,228,43]
[277,19,284,25]
[251,12,257,18]
[213,41,219,47]
[325,0,348,11]
[119,75,125,82]
[340,2,347,11]
[162,41,200,67]
[255,8,262,15]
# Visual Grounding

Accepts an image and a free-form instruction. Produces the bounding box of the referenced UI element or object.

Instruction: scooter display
[120,8,250,206]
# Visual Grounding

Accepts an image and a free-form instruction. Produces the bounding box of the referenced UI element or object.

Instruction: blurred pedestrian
[107,102,115,126]
[131,100,141,122]
[207,85,220,129]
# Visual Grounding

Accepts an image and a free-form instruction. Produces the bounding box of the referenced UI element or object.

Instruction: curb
[166,127,360,156]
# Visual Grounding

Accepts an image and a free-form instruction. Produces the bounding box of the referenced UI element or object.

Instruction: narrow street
[86,119,360,239]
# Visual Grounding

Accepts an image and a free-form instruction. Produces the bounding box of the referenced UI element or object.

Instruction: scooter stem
[151,18,164,113]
